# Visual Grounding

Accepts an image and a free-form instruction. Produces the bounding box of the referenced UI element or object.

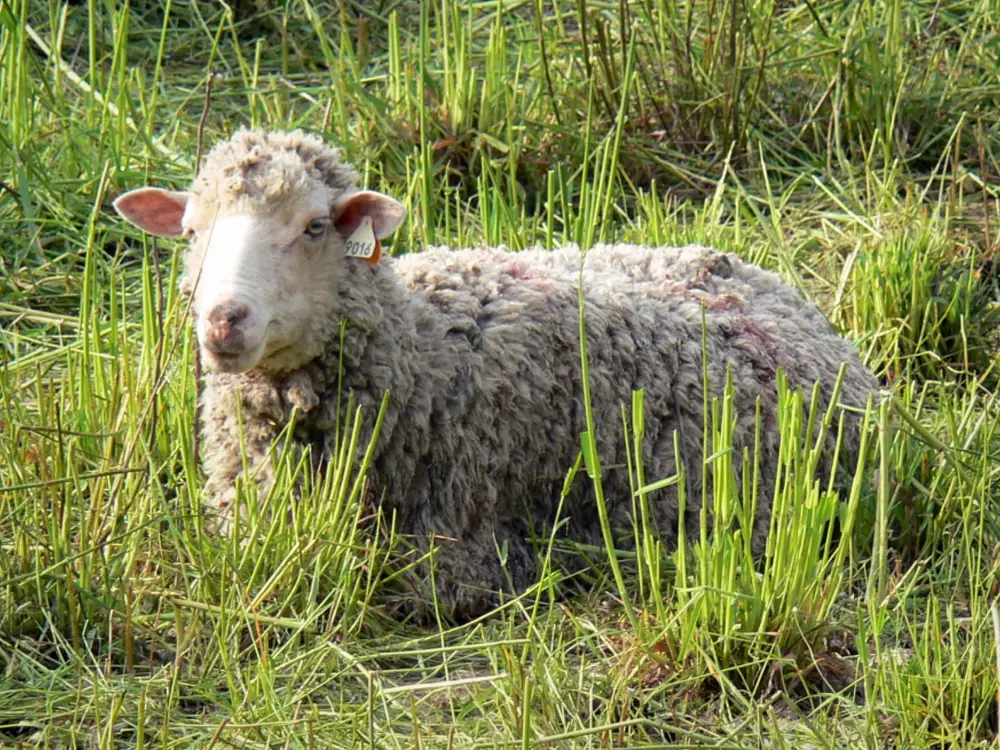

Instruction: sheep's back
[389,243,870,412]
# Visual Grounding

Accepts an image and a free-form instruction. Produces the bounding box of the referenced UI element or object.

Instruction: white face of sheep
[113,185,405,374]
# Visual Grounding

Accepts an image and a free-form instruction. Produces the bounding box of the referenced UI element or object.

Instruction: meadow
[2,0,1000,746]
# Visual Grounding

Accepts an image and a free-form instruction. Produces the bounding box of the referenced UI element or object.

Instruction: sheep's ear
[113,187,189,238]
[332,190,406,240]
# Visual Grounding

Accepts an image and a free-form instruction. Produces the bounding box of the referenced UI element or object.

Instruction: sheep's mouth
[201,340,266,374]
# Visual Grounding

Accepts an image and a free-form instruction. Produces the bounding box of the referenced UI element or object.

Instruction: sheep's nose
[208,302,249,328]
[204,302,250,352]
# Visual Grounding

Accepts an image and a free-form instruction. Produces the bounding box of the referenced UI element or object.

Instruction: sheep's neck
[304,258,429,406]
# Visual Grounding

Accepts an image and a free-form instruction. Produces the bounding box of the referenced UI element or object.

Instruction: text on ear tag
[345,216,379,263]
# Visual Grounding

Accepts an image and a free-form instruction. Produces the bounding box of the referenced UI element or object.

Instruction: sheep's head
[113,129,405,375]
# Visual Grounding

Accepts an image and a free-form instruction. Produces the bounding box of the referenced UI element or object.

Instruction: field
[3,0,1000,746]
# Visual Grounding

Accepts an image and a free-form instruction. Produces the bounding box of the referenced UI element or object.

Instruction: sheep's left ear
[332,190,406,240]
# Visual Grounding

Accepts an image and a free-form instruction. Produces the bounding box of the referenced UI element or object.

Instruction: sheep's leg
[421,520,538,621]
[199,375,291,532]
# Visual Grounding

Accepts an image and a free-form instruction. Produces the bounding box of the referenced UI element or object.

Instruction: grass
[2,0,1000,746]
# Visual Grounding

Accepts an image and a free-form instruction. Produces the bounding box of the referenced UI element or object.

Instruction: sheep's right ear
[332,190,406,240]
[113,187,189,238]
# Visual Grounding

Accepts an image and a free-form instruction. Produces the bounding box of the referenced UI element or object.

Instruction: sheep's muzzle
[198,301,266,373]
[203,302,250,352]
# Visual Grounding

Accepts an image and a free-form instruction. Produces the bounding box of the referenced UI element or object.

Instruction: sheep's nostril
[226,305,248,326]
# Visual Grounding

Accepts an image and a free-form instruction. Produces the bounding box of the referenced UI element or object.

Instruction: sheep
[114,128,879,619]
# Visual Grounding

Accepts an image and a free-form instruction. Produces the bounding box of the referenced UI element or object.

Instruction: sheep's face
[114,184,405,374]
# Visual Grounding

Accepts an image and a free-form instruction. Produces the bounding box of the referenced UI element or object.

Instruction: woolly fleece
[180,131,878,620]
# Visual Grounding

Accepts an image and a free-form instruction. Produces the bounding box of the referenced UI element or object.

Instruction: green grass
[3,0,1000,746]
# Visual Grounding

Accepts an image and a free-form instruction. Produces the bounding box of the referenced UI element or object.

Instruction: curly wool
[190,128,358,212]
[199,237,879,619]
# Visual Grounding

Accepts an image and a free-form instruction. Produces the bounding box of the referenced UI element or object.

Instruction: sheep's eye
[304,219,329,238]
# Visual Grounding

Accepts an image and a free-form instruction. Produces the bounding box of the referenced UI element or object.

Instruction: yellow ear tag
[344,216,381,264]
